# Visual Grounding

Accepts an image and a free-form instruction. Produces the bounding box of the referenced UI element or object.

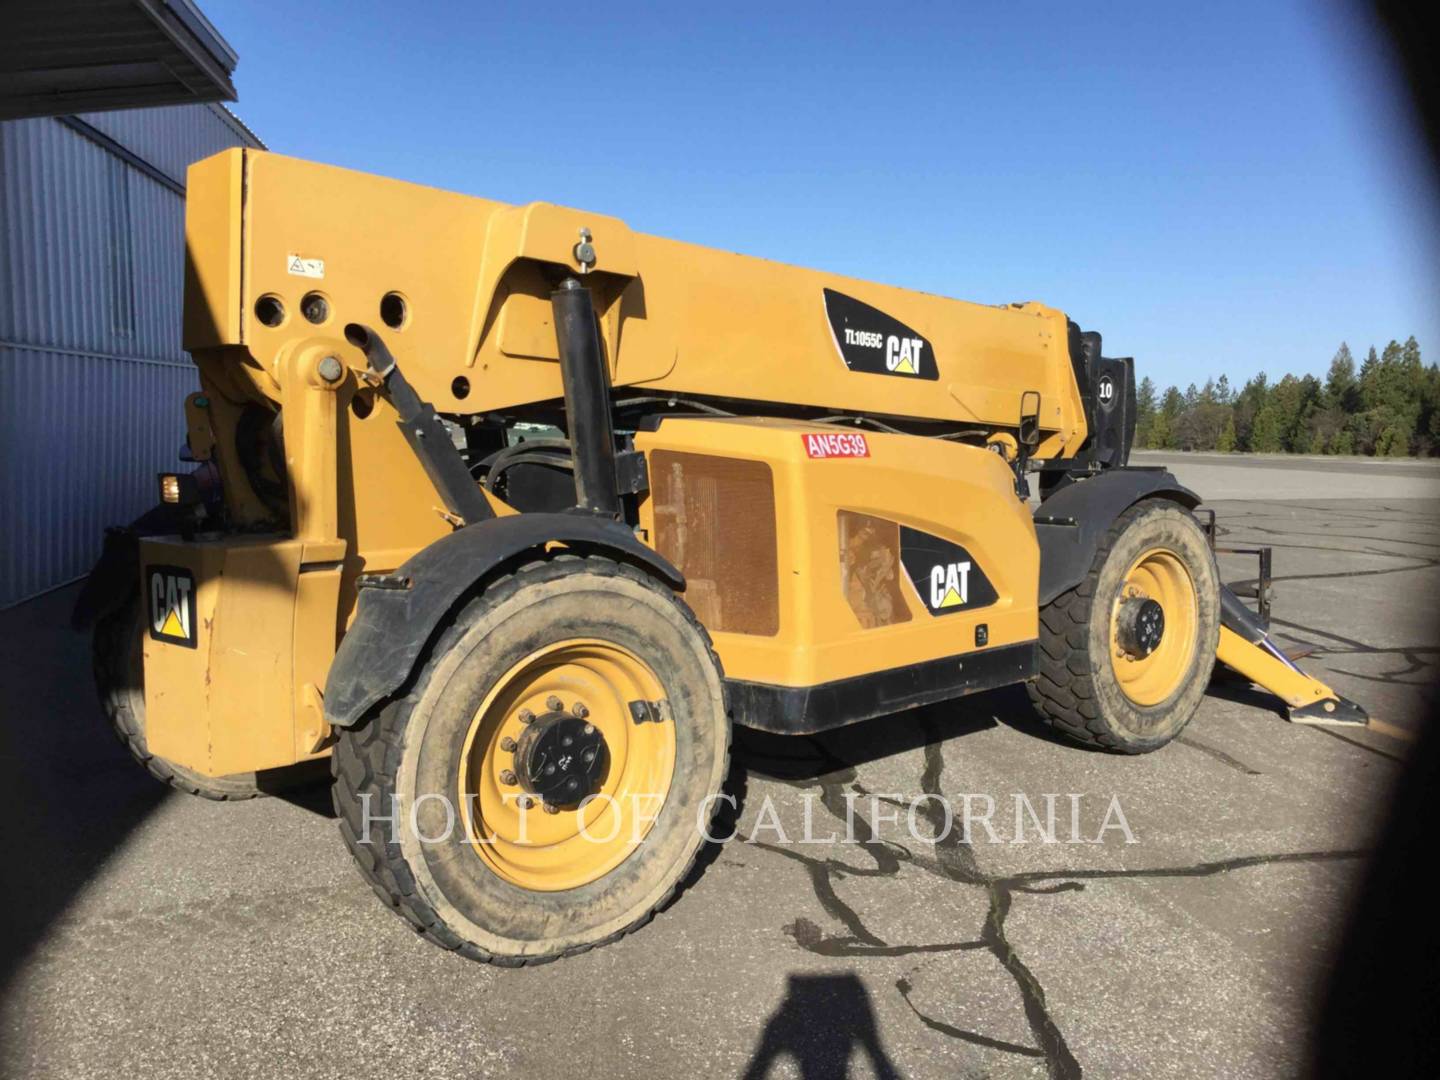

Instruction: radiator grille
[650,451,779,636]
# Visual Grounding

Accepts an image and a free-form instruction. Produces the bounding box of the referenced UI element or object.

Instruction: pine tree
[1216,414,1237,452]
[1294,374,1322,452]
[1419,357,1440,456]
[1250,403,1284,453]
[1136,376,1158,448]
[1306,343,1359,452]
[1360,345,1379,384]
[1234,373,1269,451]
[1359,340,1419,454]
[1401,336,1423,383]
[1324,343,1356,411]
[1155,386,1184,450]
[1120,337,1425,457]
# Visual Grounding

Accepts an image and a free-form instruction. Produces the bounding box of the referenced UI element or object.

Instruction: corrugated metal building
[0,101,262,608]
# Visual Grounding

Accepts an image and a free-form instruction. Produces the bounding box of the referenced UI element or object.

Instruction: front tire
[1028,500,1219,753]
[332,555,730,964]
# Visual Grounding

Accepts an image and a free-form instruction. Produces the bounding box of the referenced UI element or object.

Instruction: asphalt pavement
[1,453,1435,1078]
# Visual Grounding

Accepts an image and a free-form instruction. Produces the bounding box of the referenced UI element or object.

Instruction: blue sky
[208,0,1437,391]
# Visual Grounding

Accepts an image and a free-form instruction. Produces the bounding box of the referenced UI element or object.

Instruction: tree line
[1135,337,1440,456]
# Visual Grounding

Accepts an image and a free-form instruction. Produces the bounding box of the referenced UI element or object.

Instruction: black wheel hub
[1117,597,1165,658]
[513,711,608,808]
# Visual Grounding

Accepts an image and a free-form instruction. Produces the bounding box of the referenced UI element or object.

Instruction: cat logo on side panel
[898,527,998,616]
[147,566,197,648]
[929,561,972,609]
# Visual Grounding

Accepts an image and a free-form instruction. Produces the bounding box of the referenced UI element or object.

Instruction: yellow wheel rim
[1110,547,1198,707]
[458,639,676,892]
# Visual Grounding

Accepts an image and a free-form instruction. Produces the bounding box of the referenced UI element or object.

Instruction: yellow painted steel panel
[141,535,304,776]
[182,148,243,349]
[636,417,1039,689]
[183,151,1088,457]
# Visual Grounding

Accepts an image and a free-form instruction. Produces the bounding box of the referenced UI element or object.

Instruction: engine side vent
[650,451,779,636]
[838,511,912,628]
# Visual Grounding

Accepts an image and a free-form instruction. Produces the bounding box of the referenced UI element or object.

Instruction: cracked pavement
[1,454,1436,1078]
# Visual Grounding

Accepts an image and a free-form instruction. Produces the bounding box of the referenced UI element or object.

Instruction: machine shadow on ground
[0,589,169,997]
[740,973,901,1080]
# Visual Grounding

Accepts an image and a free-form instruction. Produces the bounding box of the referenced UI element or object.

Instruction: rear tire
[1028,500,1219,753]
[93,598,265,799]
[331,554,730,965]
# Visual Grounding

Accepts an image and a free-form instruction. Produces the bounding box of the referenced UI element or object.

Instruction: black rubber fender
[323,512,684,729]
[1033,468,1201,606]
[71,502,190,631]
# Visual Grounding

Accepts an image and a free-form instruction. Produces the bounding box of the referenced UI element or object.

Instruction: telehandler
[77,150,1367,964]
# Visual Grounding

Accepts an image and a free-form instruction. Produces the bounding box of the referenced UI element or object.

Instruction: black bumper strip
[725,640,1038,736]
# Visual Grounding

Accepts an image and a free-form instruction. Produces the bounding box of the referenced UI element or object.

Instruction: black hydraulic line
[813,414,990,441]
[1219,585,1268,644]
[478,442,577,490]
[343,323,493,525]
[550,279,622,517]
[475,438,573,479]
[612,395,736,417]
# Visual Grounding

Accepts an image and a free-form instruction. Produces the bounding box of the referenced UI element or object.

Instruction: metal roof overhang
[0,0,239,121]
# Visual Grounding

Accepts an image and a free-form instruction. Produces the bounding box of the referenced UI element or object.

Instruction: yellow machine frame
[128,150,1365,778]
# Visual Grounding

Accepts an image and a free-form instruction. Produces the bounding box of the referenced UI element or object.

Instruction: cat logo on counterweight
[147,566,197,648]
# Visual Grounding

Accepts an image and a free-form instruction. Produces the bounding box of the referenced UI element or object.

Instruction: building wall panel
[0,104,259,607]
[0,118,191,361]
[0,345,198,607]
[77,103,259,190]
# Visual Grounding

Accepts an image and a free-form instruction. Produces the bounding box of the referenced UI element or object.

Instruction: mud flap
[71,503,190,631]
[1216,588,1369,727]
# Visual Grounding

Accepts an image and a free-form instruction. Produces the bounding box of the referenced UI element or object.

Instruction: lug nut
[500,737,517,752]
[518,796,534,810]
[546,695,564,712]
[518,709,535,725]
[572,702,589,720]
[544,802,560,815]
[500,769,517,785]
[582,722,594,736]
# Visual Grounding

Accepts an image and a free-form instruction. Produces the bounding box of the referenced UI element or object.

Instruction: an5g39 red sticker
[802,432,870,459]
